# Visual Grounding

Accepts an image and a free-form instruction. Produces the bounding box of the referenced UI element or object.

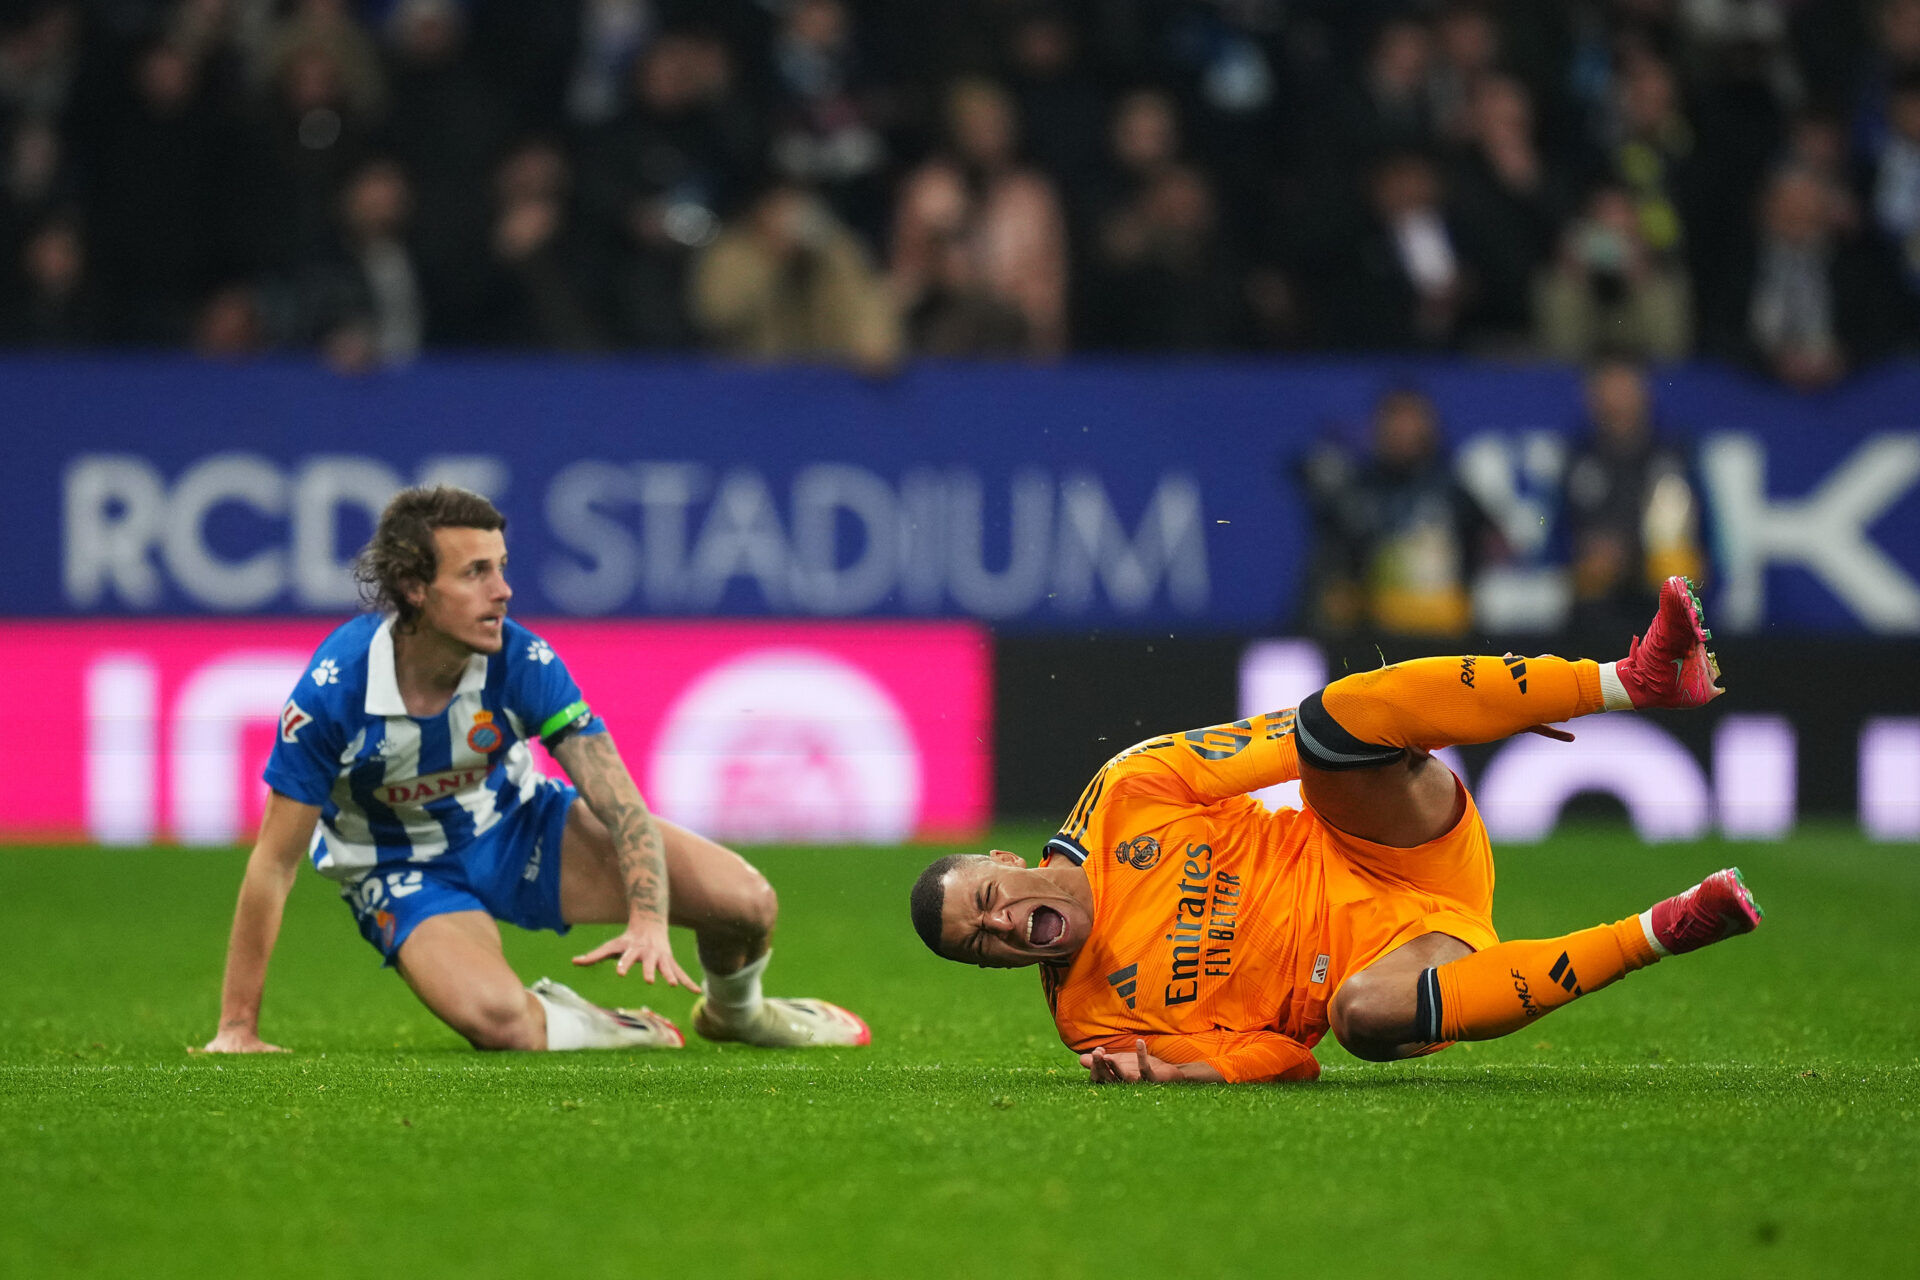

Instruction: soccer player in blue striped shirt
[202,486,868,1054]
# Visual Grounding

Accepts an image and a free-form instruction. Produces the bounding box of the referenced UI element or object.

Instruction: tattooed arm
[552,731,697,990]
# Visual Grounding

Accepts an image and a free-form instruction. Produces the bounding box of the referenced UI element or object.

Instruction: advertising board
[4,620,990,846]
[7,357,1916,634]
[986,634,1917,841]
[1239,640,1918,842]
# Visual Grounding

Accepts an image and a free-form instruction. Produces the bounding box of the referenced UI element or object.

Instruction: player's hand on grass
[196,1026,287,1054]
[1082,1039,1182,1084]
[572,917,698,989]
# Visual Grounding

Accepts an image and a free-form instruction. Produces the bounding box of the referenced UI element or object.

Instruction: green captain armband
[538,700,594,748]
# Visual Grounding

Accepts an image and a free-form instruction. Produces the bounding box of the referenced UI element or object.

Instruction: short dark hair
[909,854,974,960]
[354,485,506,628]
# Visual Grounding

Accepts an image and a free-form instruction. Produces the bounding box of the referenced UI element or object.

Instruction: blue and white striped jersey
[263,614,604,880]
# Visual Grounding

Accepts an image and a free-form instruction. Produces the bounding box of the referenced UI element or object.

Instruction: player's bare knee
[1329,970,1414,1056]
[724,874,778,944]
[460,990,540,1052]
[683,871,776,953]
[750,874,778,932]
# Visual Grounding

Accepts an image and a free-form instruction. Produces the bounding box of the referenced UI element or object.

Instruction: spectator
[164,0,275,77]
[1,115,66,305]
[1297,387,1499,637]
[1683,8,1797,310]
[0,2,78,123]
[2,116,64,236]
[891,78,1068,356]
[192,281,266,359]
[1608,52,1697,279]
[578,30,760,348]
[1001,6,1106,226]
[229,35,379,275]
[87,39,229,343]
[1871,70,1920,296]
[1076,87,1183,337]
[691,179,901,372]
[901,221,1030,357]
[1678,0,1803,106]
[0,210,98,344]
[1084,163,1244,351]
[1716,164,1907,388]
[766,0,889,243]
[1154,1,1282,257]
[1323,151,1473,351]
[1448,73,1569,349]
[379,0,511,341]
[1608,0,1683,63]
[1780,110,1862,235]
[463,0,654,133]
[1852,0,1920,157]
[565,0,658,129]
[1561,359,1704,636]
[682,26,764,181]
[1431,2,1505,146]
[1097,88,1184,209]
[1157,0,1280,132]
[476,138,605,351]
[1787,0,1871,114]
[1321,15,1437,167]
[261,0,386,121]
[1536,183,1693,361]
[299,157,425,368]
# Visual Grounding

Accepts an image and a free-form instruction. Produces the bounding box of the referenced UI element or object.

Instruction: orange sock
[1306,654,1606,761]
[1415,918,1658,1042]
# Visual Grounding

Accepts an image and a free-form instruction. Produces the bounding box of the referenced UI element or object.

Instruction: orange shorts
[1309,776,1499,1003]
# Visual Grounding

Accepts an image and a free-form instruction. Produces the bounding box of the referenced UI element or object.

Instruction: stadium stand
[3,0,1917,376]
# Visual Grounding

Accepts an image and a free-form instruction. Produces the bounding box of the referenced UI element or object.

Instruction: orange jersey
[1040,710,1500,1083]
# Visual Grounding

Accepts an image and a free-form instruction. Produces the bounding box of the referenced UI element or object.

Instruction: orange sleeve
[1110,708,1300,806]
[1049,710,1300,865]
[1133,1029,1321,1084]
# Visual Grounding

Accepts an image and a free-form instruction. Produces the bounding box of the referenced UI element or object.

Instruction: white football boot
[690,996,871,1048]
[529,977,685,1049]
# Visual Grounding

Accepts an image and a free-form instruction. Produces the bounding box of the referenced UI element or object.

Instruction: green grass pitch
[2,826,1916,1279]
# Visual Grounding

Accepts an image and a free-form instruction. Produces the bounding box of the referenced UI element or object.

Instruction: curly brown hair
[353,486,506,628]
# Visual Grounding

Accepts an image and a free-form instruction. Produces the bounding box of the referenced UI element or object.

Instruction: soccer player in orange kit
[909,577,1763,1084]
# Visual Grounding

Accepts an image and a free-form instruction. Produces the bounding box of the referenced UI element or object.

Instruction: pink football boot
[1614,575,1724,710]
[1647,868,1764,956]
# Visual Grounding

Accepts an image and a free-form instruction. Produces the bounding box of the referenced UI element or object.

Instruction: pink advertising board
[5,621,991,846]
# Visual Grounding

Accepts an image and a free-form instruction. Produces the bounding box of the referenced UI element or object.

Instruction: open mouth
[1027,906,1066,948]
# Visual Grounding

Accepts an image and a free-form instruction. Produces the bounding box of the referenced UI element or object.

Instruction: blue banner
[4,356,1917,633]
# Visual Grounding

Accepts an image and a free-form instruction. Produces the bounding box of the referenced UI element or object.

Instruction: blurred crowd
[4,0,1920,383]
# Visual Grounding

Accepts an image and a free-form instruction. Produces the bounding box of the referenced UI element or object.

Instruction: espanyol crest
[467,710,503,753]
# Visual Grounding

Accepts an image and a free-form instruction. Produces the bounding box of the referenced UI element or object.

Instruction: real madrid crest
[467,709,503,754]
[1114,835,1161,870]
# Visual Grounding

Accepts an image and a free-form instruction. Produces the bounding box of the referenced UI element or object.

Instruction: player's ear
[987,849,1026,868]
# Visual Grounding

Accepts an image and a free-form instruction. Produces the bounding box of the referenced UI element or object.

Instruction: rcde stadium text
[63,454,1212,618]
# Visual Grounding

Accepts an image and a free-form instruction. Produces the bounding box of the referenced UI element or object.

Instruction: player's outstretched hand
[1082,1038,1179,1084]
[196,1028,288,1054]
[572,918,699,990]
